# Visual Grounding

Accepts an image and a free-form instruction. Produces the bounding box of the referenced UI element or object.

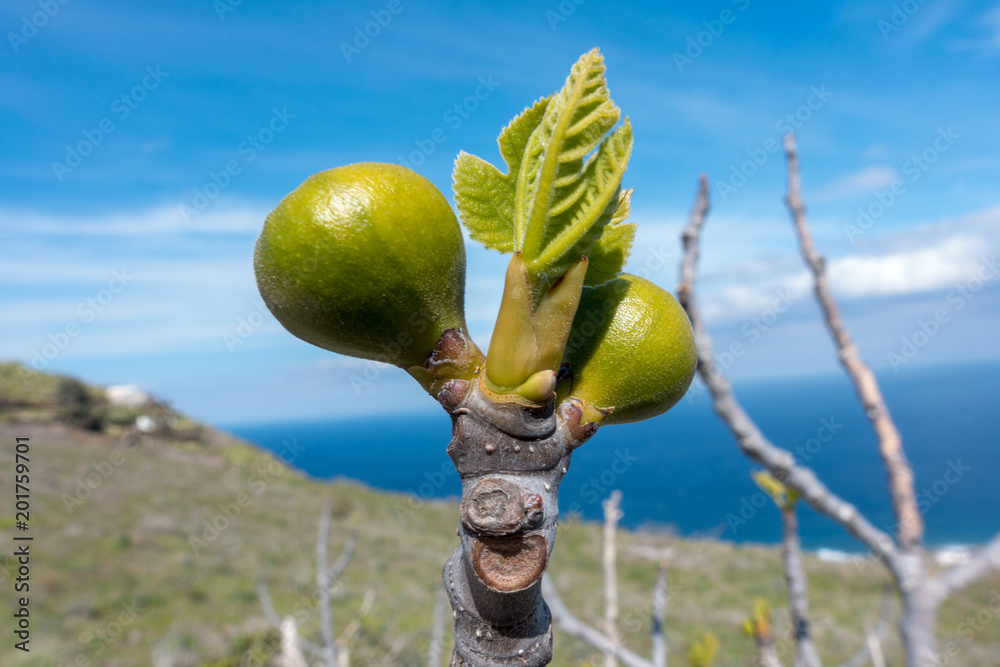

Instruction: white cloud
[0,203,268,237]
[813,165,900,201]
[698,204,1000,322]
[827,235,988,297]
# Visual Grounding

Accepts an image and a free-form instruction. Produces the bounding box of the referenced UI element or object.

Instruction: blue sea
[225,361,1000,553]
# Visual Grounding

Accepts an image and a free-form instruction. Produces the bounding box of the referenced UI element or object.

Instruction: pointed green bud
[484,255,588,402]
[562,274,696,425]
[533,258,588,372]
[254,163,468,369]
[515,369,557,404]
[485,253,537,389]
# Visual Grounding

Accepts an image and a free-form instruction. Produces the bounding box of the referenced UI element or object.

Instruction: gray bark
[542,574,654,667]
[435,371,597,666]
[603,490,623,667]
[651,565,667,667]
[678,144,1000,667]
[781,508,822,667]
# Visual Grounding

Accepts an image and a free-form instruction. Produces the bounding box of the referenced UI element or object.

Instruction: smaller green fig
[561,274,696,425]
[254,163,468,369]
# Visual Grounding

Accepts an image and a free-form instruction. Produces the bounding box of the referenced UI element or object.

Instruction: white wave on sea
[814,545,974,566]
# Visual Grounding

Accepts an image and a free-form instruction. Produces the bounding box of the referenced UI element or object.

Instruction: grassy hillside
[0,362,997,666]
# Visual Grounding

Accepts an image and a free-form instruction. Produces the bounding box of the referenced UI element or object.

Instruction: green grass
[0,362,997,666]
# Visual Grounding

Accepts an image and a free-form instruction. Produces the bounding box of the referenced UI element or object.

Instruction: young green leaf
[528,119,632,283]
[453,97,550,253]
[583,188,635,287]
[517,49,630,282]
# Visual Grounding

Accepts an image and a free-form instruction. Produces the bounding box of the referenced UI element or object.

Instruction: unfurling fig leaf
[452,49,632,293]
[518,50,631,285]
[453,97,550,253]
[583,188,635,287]
[254,162,468,369]
[561,274,696,425]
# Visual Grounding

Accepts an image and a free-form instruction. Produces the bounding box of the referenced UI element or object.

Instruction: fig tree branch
[651,564,667,667]
[429,583,446,667]
[929,530,1000,603]
[604,489,624,667]
[780,505,822,667]
[542,574,654,667]
[831,586,893,667]
[782,133,922,551]
[676,175,902,578]
[318,499,337,666]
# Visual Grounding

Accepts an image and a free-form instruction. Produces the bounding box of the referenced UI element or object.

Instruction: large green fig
[561,274,696,424]
[254,163,468,368]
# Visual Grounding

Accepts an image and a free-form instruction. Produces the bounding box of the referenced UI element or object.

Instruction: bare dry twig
[259,501,361,664]
[783,133,923,551]
[543,574,653,667]
[780,504,822,667]
[604,490,624,667]
[429,583,446,667]
[930,531,1000,603]
[832,586,893,667]
[676,175,901,577]
[651,564,668,667]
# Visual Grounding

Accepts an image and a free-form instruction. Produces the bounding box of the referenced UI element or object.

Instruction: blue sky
[2,0,999,424]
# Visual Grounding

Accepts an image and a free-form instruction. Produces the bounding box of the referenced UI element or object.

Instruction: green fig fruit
[561,274,696,425]
[254,162,468,368]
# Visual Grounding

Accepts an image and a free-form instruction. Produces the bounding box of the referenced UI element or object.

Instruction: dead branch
[676,175,902,578]
[318,499,337,666]
[429,583,446,667]
[651,564,668,667]
[832,586,893,667]
[930,531,1000,603]
[604,490,624,667]
[542,574,653,667]
[783,133,922,550]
